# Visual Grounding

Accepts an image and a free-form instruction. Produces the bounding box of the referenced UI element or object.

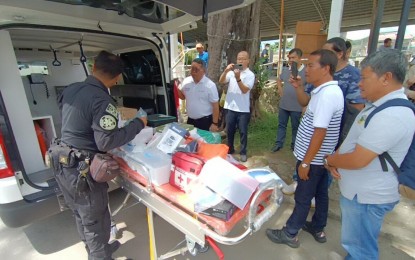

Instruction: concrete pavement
[0,188,413,260]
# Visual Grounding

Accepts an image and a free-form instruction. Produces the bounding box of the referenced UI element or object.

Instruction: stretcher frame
[112,156,284,259]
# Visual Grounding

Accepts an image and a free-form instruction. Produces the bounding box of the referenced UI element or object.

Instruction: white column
[327,0,345,39]
[169,33,181,79]
[0,30,45,173]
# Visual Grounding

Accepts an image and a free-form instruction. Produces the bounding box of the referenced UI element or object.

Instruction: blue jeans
[340,195,398,260]
[226,110,250,155]
[285,161,329,236]
[275,108,301,149]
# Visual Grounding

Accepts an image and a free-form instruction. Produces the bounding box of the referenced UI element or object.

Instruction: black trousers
[53,161,111,260]
[187,115,212,131]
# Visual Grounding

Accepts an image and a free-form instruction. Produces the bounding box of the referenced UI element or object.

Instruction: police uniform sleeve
[91,97,145,152]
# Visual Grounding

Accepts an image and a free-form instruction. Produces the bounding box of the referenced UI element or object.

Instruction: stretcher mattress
[115,157,273,236]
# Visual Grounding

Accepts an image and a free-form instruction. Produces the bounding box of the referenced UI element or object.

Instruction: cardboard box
[117,107,137,120]
[200,200,237,221]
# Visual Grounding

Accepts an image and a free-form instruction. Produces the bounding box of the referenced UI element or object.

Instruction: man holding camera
[271,48,306,153]
[219,51,255,162]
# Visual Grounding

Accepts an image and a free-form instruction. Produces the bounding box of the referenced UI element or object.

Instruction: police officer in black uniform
[56,51,147,259]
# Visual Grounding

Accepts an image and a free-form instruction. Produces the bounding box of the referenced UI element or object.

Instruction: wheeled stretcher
[111,155,284,260]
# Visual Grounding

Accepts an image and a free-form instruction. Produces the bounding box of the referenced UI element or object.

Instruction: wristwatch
[301,162,309,168]
[323,155,331,167]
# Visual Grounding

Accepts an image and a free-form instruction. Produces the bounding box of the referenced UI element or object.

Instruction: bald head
[237,51,250,70]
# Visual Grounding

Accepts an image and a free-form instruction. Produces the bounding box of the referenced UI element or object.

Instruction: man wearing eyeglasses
[177,58,219,132]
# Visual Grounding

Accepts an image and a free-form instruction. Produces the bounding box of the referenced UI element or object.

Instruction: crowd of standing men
[180,38,415,260]
[54,35,415,259]
[266,37,415,260]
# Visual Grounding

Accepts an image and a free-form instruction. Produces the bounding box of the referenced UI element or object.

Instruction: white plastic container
[124,148,172,186]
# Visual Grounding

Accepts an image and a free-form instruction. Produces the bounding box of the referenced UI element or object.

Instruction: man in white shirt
[219,51,255,162]
[266,49,344,248]
[178,58,219,131]
[325,50,415,260]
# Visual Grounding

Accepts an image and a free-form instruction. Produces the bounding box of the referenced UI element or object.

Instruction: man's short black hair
[326,37,347,60]
[345,40,352,51]
[384,38,392,44]
[94,51,124,78]
[192,58,207,70]
[310,49,338,76]
[289,48,303,57]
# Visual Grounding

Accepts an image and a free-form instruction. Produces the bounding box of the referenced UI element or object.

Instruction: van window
[120,50,162,85]
[17,61,49,76]
[46,0,185,23]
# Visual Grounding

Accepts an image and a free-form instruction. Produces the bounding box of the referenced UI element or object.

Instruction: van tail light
[0,131,14,179]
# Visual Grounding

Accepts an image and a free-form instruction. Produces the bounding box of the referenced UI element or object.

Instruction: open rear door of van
[0,0,256,227]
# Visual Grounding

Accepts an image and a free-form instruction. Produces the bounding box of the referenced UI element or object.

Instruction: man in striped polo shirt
[266,49,344,248]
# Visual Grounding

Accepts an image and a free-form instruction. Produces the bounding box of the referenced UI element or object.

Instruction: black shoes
[271,145,282,152]
[108,240,121,254]
[266,228,300,248]
[302,221,327,243]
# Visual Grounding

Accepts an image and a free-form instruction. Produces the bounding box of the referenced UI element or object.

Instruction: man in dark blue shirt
[57,51,147,259]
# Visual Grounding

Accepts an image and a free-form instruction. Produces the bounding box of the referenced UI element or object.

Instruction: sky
[261,25,415,47]
[346,25,415,40]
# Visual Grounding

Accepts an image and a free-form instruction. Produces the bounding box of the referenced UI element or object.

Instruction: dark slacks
[285,160,329,236]
[226,110,250,155]
[187,114,212,131]
[275,108,301,150]
[54,163,112,260]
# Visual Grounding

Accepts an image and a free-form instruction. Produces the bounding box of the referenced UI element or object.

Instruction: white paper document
[199,157,259,210]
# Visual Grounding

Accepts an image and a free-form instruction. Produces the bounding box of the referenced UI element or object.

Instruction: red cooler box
[170,152,205,191]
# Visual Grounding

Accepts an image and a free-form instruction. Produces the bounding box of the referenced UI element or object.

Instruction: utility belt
[46,139,120,192]
[46,139,96,171]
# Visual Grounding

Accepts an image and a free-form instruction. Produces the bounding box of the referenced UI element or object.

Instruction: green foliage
[185,50,197,65]
[248,110,278,155]
[270,43,279,52]
[230,110,293,156]
[253,58,270,90]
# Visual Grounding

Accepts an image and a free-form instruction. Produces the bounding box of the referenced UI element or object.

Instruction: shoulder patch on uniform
[105,103,118,118]
[99,115,117,130]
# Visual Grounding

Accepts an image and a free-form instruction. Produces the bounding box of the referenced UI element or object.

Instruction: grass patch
[226,110,293,156]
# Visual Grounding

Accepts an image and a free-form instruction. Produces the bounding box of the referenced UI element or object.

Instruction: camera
[234,64,243,70]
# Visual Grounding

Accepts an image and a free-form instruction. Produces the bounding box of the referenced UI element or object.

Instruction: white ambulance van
[0,0,254,227]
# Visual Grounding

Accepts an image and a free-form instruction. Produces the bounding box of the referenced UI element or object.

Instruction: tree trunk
[207,0,262,121]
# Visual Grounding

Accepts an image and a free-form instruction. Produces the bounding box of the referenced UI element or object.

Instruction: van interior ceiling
[6,27,168,195]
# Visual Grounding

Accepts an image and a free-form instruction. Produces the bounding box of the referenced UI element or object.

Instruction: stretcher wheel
[198,244,209,253]
[186,239,209,256]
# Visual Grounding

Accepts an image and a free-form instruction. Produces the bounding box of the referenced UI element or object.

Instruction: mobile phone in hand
[291,61,298,78]
[234,64,243,70]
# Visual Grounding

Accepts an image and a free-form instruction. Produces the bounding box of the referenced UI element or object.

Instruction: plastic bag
[196,128,221,144]
[186,178,224,212]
